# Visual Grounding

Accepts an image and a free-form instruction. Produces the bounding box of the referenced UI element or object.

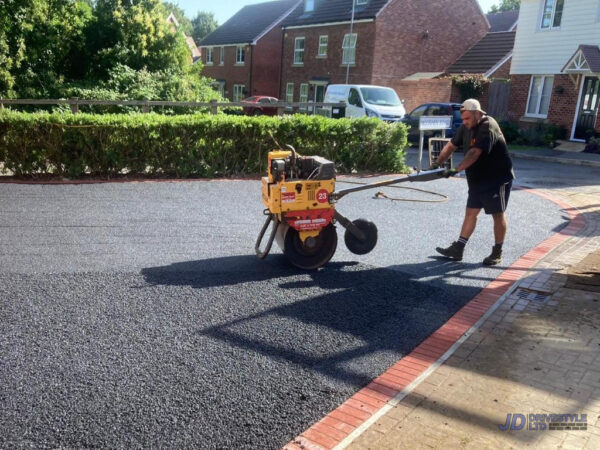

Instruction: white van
[323,84,406,122]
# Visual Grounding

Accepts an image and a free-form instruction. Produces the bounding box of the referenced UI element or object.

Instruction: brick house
[279,0,489,107]
[395,11,517,114]
[199,0,300,101]
[508,0,600,141]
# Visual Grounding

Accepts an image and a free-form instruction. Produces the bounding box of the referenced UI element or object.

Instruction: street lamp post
[345,0,356,84]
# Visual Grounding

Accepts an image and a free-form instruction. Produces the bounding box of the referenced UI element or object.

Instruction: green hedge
[0,111,408,178]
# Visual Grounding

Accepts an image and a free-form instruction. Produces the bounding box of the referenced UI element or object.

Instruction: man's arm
[436,141,458,165]
[455,146,483,172]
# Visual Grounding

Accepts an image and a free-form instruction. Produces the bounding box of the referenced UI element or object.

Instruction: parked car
[402,102,463,143]
[323,84,406,122]
[241,96,279,116]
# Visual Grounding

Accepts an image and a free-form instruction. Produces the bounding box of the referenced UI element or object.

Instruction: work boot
[435,242,464,261]
[483,246,502,266]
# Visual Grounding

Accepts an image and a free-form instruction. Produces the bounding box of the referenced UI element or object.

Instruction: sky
[176,0,500,24]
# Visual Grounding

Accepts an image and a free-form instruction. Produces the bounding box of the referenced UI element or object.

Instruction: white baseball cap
[460,98,486,114]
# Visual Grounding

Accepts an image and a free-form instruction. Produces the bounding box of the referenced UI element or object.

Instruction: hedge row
[0,111,408,178]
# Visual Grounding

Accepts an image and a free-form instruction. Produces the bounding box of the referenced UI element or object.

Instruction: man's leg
[460,207,481,239]
[436,207,481,260]
[492,212,507,244]
[482,194,509,266]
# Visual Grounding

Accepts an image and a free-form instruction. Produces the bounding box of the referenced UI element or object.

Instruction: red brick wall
[546,75,580,135]
[390,79,453,112]
[201,45,252,100]
[489,57,511,80]
[251,25,284,97]
[372,0,489,84]
[280,22,376,99]
[507,74,529,122]
[508,74,584,137]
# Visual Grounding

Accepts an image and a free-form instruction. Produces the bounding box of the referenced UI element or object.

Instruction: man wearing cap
[432,98,515,266]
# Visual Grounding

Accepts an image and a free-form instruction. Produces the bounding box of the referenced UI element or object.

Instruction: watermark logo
[499,413,587,431]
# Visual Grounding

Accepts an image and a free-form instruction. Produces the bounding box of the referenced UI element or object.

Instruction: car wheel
[253,109,263,116]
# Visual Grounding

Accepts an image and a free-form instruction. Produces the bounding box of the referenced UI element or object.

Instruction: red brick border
[283,188,585,450]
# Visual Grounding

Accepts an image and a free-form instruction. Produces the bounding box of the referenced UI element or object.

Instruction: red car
[241,96,279,116]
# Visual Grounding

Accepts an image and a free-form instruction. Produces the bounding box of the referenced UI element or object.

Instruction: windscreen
[360,87,401,107]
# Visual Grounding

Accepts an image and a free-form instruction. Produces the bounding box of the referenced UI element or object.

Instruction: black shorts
[467,181,512,214]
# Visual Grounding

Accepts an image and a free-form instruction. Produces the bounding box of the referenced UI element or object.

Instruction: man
[434,98,515,266]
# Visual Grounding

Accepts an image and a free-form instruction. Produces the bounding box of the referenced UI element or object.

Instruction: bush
[0,112,408,178]
[499,121,520,143]
[500,121,566,148]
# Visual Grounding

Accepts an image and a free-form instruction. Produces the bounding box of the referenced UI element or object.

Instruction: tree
[0,0,93,98]
[191,11,217,44]
[0,0,223,103]
[488,0,520,13]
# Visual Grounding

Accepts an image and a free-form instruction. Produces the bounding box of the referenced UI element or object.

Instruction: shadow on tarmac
[141,255,492,388]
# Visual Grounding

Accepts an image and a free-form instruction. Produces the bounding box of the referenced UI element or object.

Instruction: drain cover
[515,288,551,303]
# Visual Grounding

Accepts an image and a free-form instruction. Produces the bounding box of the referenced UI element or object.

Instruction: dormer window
[355,0,368,5]
[304,0,314,12]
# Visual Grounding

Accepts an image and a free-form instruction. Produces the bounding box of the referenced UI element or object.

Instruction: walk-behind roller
[255,147,447,270]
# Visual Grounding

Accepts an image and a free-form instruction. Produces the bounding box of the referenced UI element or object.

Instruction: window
[236,46,245,64]
[409,105,428,119]
[318,35,328,57]
[299,84,308,110]
[348,88,362,107]
[233,84,245,102]
[540,0,564,29]
[206,47,213,65]
[526,75,554,117]
[342,33,357,65]
[286,83,294,106]
[294,37,305,65]
[220,47,224,65]
[355,0,368,5]
[304,0,314,12]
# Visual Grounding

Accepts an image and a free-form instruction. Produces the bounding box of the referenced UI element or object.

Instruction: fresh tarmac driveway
[0,175,567,448]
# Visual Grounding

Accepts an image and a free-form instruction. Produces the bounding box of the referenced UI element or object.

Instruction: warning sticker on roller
[282,192,296,203]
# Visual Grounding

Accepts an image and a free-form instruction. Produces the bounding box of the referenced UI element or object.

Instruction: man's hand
[443,168,458,178]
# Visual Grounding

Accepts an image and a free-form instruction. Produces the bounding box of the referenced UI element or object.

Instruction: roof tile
[200,0,299,46]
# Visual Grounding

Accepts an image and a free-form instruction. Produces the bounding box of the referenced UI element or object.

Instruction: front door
[314,85,325,103]
[573,76,600,140]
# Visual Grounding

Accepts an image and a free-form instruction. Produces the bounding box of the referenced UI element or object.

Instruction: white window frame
[206,47,213,65]
[342,33,357,65]
[539,0,564,30]
[355,0,368,5]
[317,35,328,57]
[286,83,294,107]
[220,46,225,65]
[233,85,245,102]
[299,83,308,110]
[294,37,305,65]
[525,75,554,118]
[236,46,245,65]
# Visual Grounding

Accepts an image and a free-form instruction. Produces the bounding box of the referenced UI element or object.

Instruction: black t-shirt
[451,115,515,192]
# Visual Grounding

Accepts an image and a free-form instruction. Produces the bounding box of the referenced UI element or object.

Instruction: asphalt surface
[0,157,584,449]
